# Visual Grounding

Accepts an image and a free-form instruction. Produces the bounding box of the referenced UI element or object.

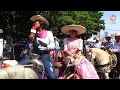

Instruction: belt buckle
[41,50,44,54]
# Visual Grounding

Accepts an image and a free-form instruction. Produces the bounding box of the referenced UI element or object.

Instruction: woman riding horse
[29,15,57,79]
[60,24,99,79]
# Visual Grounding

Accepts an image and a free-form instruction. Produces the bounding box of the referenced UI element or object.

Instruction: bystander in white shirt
[94,42,101,48]
[111,41,120,53]
[0,39,3,60]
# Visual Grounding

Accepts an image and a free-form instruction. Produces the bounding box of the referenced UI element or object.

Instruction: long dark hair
[33,20,48,30]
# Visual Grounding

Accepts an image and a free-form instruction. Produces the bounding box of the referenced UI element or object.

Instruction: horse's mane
[91,48,110,57]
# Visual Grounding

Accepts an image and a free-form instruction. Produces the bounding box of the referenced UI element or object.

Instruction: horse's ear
[85,45,90,51]
[89,48,92,52]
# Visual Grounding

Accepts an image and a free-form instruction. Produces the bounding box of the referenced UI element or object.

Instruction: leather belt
[39,50,50,55]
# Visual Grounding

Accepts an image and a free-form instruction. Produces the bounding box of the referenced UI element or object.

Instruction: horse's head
[85,46,96,62]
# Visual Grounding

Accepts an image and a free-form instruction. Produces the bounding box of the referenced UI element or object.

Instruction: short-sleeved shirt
[94,42,101,48]
[105,41,113,49]
[111,41,120,53]
[63,37,83,54]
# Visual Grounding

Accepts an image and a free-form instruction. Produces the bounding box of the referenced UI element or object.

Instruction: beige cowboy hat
[61,25,86,35]
[30,15,49,27]
[115,33,120,37]
[105,35,111,38]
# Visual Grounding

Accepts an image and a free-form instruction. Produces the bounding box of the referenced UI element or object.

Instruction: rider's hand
[74,54,80,59]
[34,21,40,29]
[31,22,40,31]
[108,48,113,54]
[29,33,35,40]
[108,48,112,52]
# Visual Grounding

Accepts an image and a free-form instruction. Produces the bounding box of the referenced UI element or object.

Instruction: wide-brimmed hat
[115,33,120,37]
[105,36,111,38]
[61,25,86,35]
[30,15,49,27]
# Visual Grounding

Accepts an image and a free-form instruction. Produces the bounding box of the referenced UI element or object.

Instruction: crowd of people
[89,33,120,62]
[0,14,120,79]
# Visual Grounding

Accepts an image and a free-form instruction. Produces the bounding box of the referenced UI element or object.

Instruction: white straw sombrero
[30,15,49,27]
[61,25,86,35]
[115,33,120,37]
[105,36,111,38]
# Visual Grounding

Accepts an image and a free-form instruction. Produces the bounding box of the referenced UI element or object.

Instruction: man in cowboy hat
[104,35,113,49]
[94,38,101,48]
[109,33,120,53]
[29,15,57,79]
[108,33,120,64]
[108,33,120,76]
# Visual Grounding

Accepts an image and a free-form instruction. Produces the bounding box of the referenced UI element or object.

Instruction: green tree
[0,11,105,41]
[44,11,105,40]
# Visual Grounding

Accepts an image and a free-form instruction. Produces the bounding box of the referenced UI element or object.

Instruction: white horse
[0,65,39,79]
[85,46,117,79]
[0,54,46,79]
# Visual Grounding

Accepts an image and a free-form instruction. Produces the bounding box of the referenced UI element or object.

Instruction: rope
[109,54,117,68]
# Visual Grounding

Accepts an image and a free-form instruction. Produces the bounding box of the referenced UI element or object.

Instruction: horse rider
[109,33,120,64]
[107,33,120,78]
[29,15,57,79]
[61,24,99,79]
[104,36,113,49]
[19,34,34,64]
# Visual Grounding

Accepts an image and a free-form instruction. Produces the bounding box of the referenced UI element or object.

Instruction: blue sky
[100,11,120,36]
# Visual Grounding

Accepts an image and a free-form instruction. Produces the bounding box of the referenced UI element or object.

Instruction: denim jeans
[55,49,60,60]
[19,55,32,65]
[39,54,57,79]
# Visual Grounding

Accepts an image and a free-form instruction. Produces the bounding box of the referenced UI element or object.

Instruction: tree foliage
[0,11,105,40]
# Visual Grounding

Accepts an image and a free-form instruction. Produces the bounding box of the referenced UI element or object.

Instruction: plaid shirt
[106,41,114,49]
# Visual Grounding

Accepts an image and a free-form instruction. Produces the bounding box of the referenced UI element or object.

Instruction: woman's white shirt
[30,30,55,50]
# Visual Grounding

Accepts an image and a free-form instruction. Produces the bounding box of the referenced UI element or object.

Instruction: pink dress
[63,38,99,79]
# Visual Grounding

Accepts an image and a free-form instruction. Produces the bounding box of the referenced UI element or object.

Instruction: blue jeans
[39,54,57,79]
[19,55,32,65]
[55,49,60,60]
